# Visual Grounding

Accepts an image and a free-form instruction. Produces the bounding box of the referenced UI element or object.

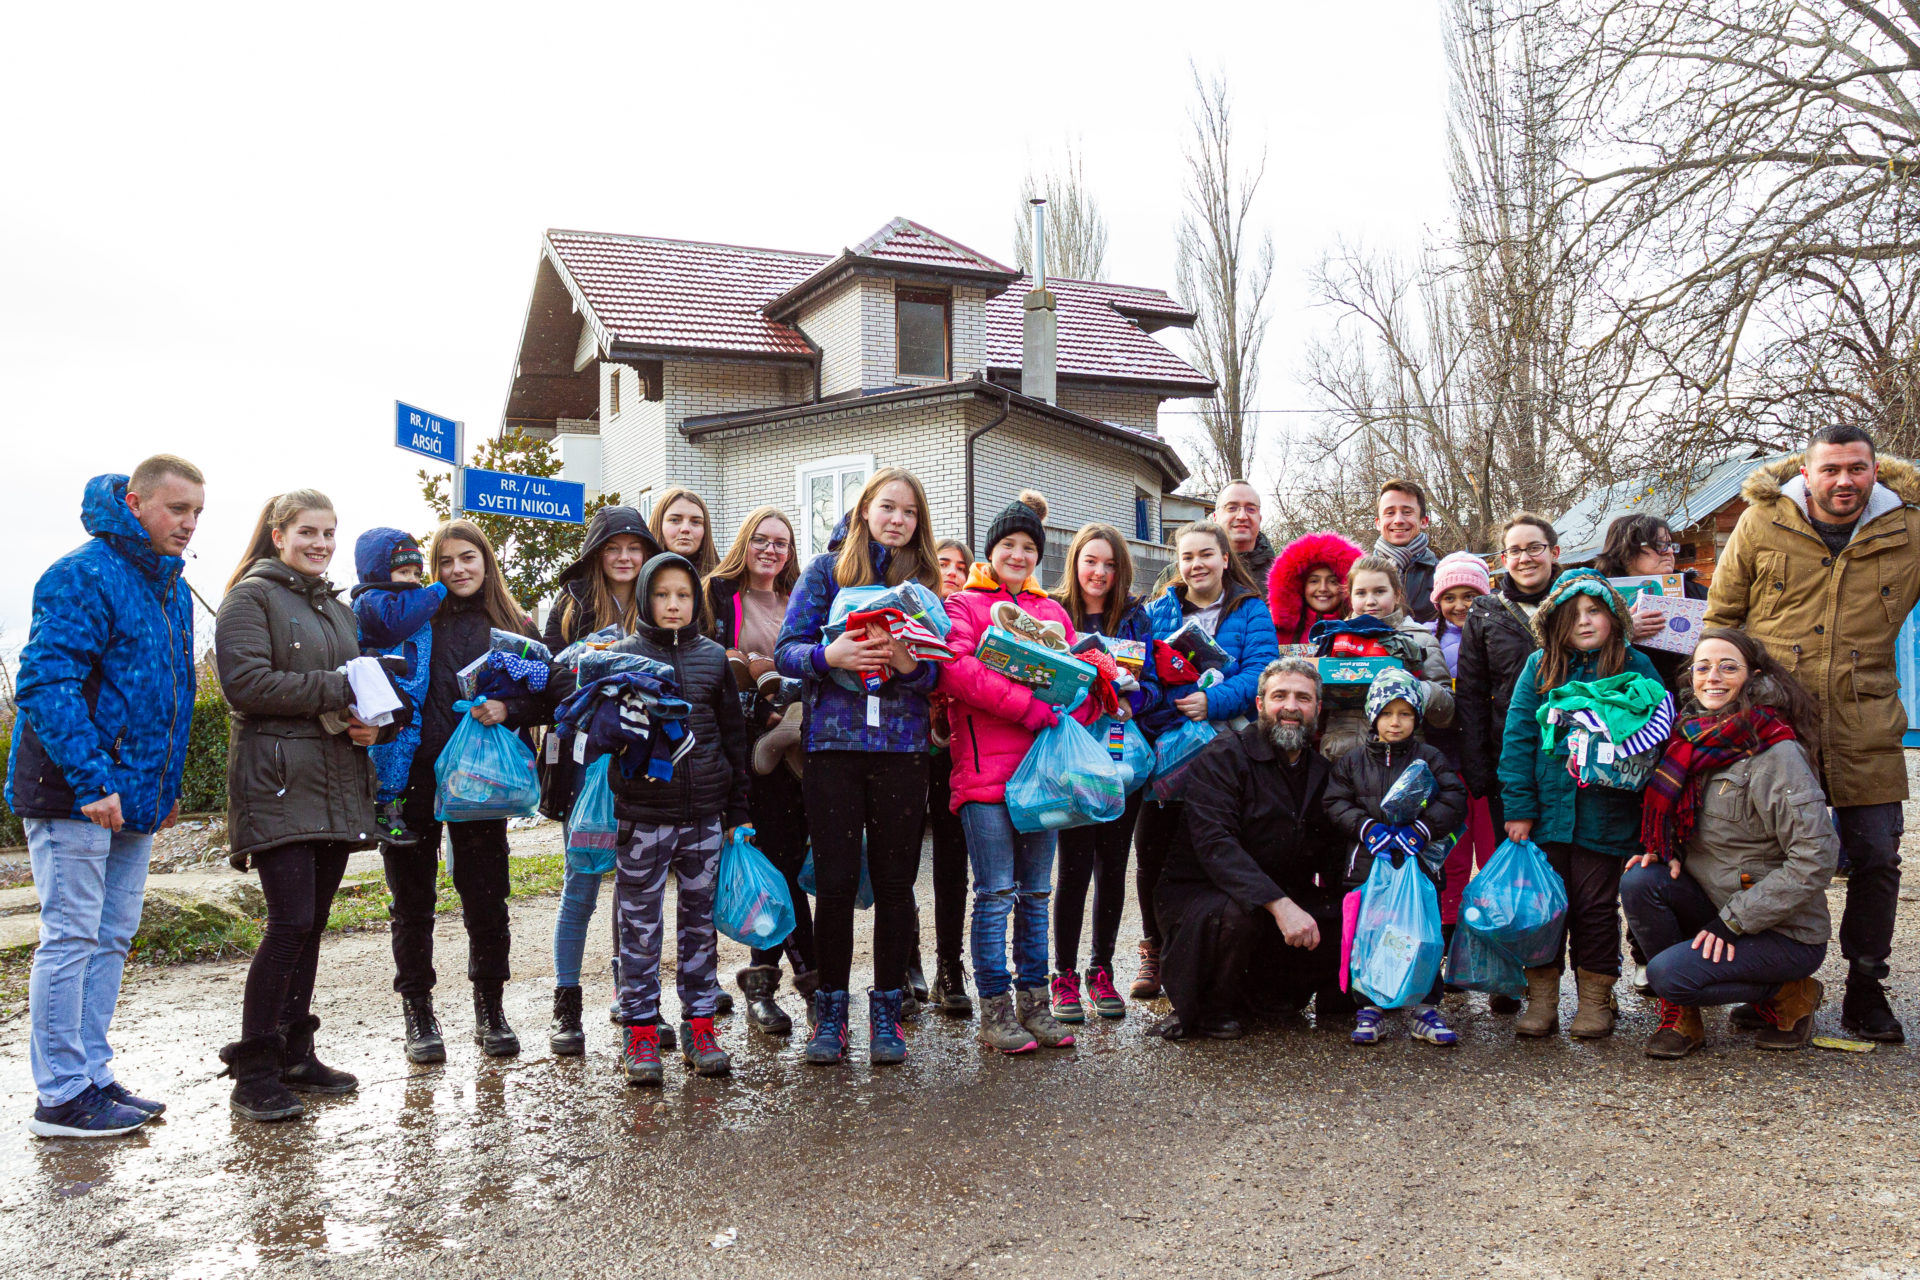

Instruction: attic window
[896,289,949,378]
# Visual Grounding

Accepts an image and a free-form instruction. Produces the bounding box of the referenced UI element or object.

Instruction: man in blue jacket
[8,456,203,1137]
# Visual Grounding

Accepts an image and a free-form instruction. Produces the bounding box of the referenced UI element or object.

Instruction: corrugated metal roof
[1555,450,1784,564]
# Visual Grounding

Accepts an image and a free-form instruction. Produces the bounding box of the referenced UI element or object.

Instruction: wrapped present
[975,625,1097,706]
[1165,619,1230,672]
[1071,632,1147,674]
[1318,655,1401,709]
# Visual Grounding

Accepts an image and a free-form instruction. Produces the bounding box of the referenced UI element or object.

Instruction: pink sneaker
[1085,965,1126,1019]
[1050,972,1085,1024]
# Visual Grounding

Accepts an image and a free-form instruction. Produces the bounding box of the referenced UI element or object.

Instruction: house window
[636,487,653,519]
[1135,492,1152,544]
[896,289,949,378]
[608,367,621,417]
[797,455,873,558]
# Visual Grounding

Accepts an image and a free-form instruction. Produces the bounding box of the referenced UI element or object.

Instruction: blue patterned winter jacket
[6,475,196,832]
[350,528,444,804]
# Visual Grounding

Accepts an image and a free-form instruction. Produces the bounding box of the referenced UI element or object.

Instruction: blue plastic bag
[434,700,539,822]
[1090,715,1154,796]
[1149,719,1216,804]
[1007,715,1127,833]
[799,844,874,910]
[565,755,618,875]
[1348,852,1445,1009]
[715,827,797,947]
[1445,917,1526,999]
[1458,838,1568,967]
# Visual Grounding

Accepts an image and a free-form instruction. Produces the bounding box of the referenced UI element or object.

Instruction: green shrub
[0,733,20,848]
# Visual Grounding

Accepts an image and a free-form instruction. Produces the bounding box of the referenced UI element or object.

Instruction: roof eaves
[541,235,614,358]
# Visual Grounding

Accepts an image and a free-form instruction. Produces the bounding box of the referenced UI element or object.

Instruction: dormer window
[896,289,950,378]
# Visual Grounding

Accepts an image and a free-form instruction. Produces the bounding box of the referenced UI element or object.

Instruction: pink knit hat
[1430,550,1491,606]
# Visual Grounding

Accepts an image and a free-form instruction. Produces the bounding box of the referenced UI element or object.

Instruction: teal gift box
[1318,655,1400,709]
[976,626,1096,705]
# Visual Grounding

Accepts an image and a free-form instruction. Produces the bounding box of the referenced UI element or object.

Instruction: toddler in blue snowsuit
[351,528,444,845]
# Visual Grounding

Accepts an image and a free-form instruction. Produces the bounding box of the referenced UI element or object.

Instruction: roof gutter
[965,381,1015,552]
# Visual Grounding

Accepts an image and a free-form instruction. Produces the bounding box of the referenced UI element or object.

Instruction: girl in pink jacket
[941,492,1097,1055]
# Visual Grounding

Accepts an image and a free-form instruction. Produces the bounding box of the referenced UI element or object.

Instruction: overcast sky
[0,2,1451,640]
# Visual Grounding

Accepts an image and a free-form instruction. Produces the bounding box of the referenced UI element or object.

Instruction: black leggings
[1056,792,1143,972]
[1539,841,1625,978]
[747,765,816,974]
[243,842,353,1039]
[384,819,512,996]
[927,752,970,967]
[804,750,927,993]
[1134,798,1184,948]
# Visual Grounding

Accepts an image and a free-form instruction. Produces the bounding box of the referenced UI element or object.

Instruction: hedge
[0,694,230,845]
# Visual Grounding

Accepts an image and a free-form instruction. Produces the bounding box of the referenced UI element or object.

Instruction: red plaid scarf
[1639,705,1795,862]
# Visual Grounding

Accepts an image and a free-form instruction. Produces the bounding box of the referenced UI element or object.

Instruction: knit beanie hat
[1429,550,1490,606]
[1366,666,1427,727]
[985,490,1049,561]
[388,534,425,573]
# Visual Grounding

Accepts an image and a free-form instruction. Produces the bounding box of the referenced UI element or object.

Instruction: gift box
[976,625,1096,706]
[1070,632,1147,674]
[1318,655,1401,709]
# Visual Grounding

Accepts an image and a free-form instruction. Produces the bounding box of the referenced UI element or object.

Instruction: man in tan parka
[1706,425,1920,1041]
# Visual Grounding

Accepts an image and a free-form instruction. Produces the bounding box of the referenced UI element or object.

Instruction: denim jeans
[1619,862,1827,1006]
[960,802,1056,999]
[551,866,608,988]
[26,819,153,1107]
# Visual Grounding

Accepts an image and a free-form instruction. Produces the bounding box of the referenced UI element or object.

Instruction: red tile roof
[850,217,1017,275]
[986,277,1214,394]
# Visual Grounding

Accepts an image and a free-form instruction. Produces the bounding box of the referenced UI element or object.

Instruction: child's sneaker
[1411,1005,1458,1046]
[620,1023,664,1086]
[1351,1007,1385,1045]
[1050,972,1085,1024]
[376,799,418,846]
[679,1017,731,1077]
[1085,965,1127,1018]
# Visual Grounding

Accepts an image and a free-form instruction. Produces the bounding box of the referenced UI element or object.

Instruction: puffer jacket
[606,554,750,829]
[1068,595,1176,739]
[939,574,1099,809]
[1705,452,1920,807]
[7,475,195,833]
[1143,580,1281,725]
[1457,587,1546,798]
[774,533,939,753]
[1319,611,1456,762]
[1683,738,1837,944]
[1323,736,1467,886]
[216,559,379,862]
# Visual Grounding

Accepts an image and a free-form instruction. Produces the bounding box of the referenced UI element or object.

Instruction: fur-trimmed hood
[1530,568,1635,650]
[1267,532,1365,638]
[1741,451,1920,522]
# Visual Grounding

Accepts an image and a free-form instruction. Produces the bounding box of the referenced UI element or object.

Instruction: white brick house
[499,217,1214,580]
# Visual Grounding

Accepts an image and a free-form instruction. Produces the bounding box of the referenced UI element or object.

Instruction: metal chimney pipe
[1030,198,1047,289]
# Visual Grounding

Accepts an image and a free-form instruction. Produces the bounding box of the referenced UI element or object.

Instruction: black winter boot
[279,1015,357,1094]
[472,984,520,1057]
[218,1034,304,1122]
[549,986,585,1056]
[931,958,973,1016]
[1842,976,1907,1043]
[736,965,792,1036]
[402,995,445,1064]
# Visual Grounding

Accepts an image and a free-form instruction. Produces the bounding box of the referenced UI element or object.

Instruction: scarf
[1373,531,1430,572]
[964,562,1043,595]
[1502,568,1557,607]
[1639,705,1796,862]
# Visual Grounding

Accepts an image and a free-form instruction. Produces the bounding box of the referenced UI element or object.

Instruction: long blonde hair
[707,505,800,617]
[225,489,334,591]
[649,487,718,576]
[428,520,531,633]
[1052,523,1134,635]
[832,467,939,590]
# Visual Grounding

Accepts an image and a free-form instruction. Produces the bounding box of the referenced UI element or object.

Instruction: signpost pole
[452,419,466,513]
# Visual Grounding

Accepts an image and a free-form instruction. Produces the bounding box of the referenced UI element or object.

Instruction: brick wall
[1058,387,1162,434]
[971,408,1162,550]
[800,281,863,396]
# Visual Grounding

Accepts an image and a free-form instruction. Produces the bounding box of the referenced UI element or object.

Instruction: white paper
[867,695,880,727]
[545,732,560,763]
[573,731,588,764]
[344,656,402,726]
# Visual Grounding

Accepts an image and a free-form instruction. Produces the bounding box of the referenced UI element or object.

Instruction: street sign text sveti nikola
[461,467,586,525]
[395,400,459,463]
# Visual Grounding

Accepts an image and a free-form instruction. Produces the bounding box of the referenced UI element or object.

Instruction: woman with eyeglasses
[1592,513,1708,690]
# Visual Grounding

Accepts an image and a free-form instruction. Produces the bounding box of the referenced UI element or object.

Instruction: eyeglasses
[1691,660,1745,678]
[1503,542,1551,560]
[749,536,792,553]
[1638,541,1682,556]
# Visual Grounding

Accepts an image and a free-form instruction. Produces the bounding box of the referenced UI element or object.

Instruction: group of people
[10,422,1915,1138]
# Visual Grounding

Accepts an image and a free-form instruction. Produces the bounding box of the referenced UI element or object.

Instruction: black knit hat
[985,490,1049,560]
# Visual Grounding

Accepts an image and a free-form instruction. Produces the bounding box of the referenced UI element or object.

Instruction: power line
[1157,397,1548,415]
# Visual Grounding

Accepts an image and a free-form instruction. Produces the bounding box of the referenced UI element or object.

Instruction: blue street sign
[461,467,586,525]
[395,400,460,464]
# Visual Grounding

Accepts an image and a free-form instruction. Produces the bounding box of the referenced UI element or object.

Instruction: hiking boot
[1645,1000,1704,1059]
[1757,978,1825,1051]
[1351,1008,1385,1045]
[1085,965,1126,1018]
[472,984,520,1057]
[1130,939,1162,999]
[1050,972,1086,1024]
[1411,1005,1458,1046]
[931,959,973,1016]
[549,985,586,1055]
[679,1017,731,1077]
[869,989,908,1065]
[978,992,1039,1054]
[401,995,446,1064]
[1515,967,1562,1038]
[1728,1003,1767,1031]
[280,1015,357,1094]
[1568,969,1618,1039]
[1841,976,1906,1043]
[218,1034,304,1123]
[28,1084,153,1139]
[620,1023,664,1086]
[1015,987,1077,1048]
[736,965,792,1036]
[375,799,418,846]
[96,1081,165,1116]
[804,990,850,1064]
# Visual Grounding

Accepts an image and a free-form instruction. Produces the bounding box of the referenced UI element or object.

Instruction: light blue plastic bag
[715,827,797,947]
[1349,852,1445,1009]
[799,844,874,910]
[1445,917,1526,999]
[565,755,618,875]
[1089,715,1154,796]
[1149,719,1216,804]
[1007,715,1127,833]
[1458,838,1569,967]
[434,700,539,822]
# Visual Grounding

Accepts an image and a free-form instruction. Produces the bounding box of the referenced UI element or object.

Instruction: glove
[1020,700,1060,732]
[1362,821,1425,868]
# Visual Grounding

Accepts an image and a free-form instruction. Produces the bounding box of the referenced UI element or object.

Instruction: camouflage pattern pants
[615,816,723,1024]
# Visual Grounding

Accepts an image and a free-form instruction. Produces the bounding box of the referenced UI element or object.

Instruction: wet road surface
[3,867,1920,1279]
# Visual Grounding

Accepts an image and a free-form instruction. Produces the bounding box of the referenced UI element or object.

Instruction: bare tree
[1175,66,1275,490]
[1013,141,1110,282]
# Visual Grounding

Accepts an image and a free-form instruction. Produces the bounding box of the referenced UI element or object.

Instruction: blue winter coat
[350,528,444,804]
[6,475,196,832]
[775,540,939,754]
[1143,580,1280,726]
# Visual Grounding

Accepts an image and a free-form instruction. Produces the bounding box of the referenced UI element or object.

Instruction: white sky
[0,1,1451,639]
